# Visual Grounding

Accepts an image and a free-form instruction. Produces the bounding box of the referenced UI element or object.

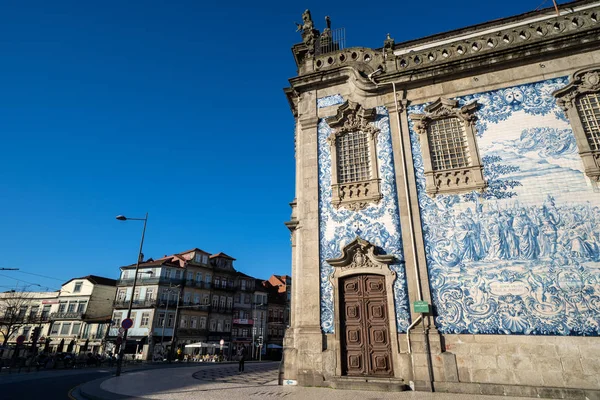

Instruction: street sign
[413,301,430,314]
[118,327,125,334]
[39,337,46,343]
[121,318,133,330]
[16,335,26,345]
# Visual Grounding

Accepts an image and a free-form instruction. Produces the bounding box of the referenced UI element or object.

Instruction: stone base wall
[442,334,600,390]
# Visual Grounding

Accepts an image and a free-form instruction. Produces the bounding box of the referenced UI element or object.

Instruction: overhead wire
[0,273,42,287]
[13,270,67,283]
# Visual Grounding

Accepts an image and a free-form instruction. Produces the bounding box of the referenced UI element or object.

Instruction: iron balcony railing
[113,299,159,308]
[179,302,211,311]
[50,312,84,320]
[80,332,106,340]
[212,283,235,292]
[209,305,233,313]
[176,328,209,337]
[116,277,185,286]
[184,281,212,289]
[314,27,346,56]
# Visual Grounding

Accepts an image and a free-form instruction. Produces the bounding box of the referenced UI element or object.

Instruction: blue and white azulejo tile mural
[317,94,344,109]
[318,103,411,334]
[408,77,600,336]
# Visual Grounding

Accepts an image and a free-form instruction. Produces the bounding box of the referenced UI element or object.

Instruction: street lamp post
[115,213,148,377]
[160,295,170,346]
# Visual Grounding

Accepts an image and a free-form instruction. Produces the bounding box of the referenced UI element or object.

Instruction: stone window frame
[553,67,600,182]
[409,97,486,197]
[326,101,382,211]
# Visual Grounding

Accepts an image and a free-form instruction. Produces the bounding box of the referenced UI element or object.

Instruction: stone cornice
[285,2,600,105]
[284,23,599,110]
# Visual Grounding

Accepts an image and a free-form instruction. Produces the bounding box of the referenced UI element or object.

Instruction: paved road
[1,368,114,400]
[0,362,206,400]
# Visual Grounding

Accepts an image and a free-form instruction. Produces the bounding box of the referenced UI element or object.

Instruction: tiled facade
[284,1,600,396]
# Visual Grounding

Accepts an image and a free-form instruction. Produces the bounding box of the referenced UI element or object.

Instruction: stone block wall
[444,334,600,389]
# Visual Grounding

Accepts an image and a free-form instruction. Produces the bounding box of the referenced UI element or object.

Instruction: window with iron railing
[577,92,600,151]
[428,117,471,171]
[337,131,372,184]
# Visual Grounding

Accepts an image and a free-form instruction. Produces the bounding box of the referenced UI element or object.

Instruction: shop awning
[185,342,228,348]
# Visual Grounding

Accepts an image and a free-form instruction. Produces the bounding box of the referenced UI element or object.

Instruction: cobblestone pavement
[191,362,277,385]
[85,362,539,400]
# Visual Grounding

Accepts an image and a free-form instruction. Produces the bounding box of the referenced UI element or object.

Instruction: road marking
[68,386,78,400]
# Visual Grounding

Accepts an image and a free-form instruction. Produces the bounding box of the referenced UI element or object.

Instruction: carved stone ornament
[295,9,319,55]
[409,97,486,196]
[553,67,600,112]
[326,101,383,210]
[327,237,396,274]
[410,98,478,135]
[326,100,380,143]
[553,66,600,181]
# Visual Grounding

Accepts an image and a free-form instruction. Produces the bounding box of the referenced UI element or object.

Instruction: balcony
[50,312,84,320]
[186,281,213,289]
[113,299,158,309]
[232,318,254,325]
[209,306,233,314]
[237,285,254,292]
[211,283,235,292]
[177,328,208,337]
[80,332,106,340]
[179,302,210,311]
[117,277,184,287]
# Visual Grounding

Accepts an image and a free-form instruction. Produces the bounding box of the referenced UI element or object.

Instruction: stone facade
[284,1,600,397]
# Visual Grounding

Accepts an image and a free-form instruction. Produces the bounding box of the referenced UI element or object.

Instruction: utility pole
[169,290,181,363]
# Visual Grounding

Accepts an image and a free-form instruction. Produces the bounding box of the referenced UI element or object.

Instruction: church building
[283,1,600,397]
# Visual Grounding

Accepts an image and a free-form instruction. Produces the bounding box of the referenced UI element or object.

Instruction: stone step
[326,376,409,392]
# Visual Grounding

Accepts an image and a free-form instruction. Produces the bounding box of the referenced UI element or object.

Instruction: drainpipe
[368,69,434,391]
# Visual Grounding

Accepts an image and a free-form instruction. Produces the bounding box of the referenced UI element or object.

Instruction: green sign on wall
[413,301,430,314]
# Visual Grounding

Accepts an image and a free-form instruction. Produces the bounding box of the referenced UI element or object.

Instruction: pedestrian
[237,345,247,373]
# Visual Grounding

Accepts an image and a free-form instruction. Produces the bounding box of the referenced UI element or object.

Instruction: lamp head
[116,215,127,221]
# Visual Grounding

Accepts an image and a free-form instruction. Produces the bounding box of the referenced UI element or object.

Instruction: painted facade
[408,77,600,336]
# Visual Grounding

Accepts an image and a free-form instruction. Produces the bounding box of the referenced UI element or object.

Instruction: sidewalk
[74,362,537,400]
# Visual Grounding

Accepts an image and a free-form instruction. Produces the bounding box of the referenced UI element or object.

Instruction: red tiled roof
[120,258,184,269]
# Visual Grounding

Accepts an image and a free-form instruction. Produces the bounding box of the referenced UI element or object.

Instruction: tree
[0,291,36,346]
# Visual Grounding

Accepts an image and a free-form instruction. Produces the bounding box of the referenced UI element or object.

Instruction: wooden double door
[340,274,394,377]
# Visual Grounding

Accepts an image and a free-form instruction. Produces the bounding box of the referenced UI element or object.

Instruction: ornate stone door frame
[327,236,402,378]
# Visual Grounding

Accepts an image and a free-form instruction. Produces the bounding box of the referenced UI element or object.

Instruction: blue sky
[0,0,568,290]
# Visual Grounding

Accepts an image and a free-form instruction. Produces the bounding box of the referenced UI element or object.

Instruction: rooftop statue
[296,9,314,33]
[295,9,319,53]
